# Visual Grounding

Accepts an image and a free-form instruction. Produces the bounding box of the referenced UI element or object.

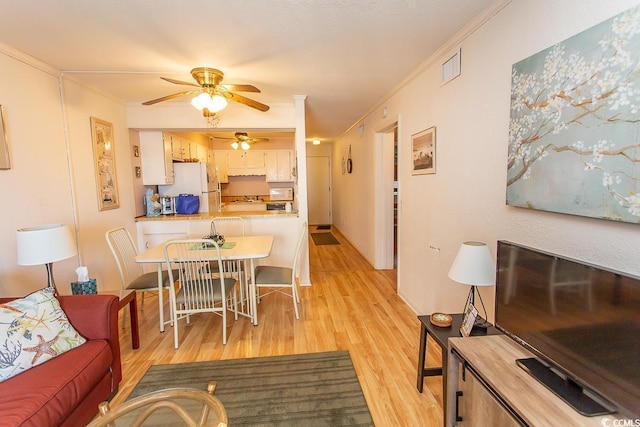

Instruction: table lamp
[448,241,495,331]
[16,224,77,295]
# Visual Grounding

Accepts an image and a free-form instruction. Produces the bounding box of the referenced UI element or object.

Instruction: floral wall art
[507,5,640,223]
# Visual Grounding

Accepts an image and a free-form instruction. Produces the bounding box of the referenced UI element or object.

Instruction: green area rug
[127,351,373,426]
[310,232,340,245]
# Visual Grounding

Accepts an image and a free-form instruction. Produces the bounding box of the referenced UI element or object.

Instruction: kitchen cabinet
[265,150,293,182]
[227,150,266,176]
[187,140,207,162]
[212,150,229,183]
[170,135,189,161]
[189,142,199,161]
[139,131,174,185]
[195,144,208,162]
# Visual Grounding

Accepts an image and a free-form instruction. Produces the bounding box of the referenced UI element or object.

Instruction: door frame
[373,116,399,270]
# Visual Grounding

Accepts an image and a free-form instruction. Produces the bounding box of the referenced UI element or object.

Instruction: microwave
[269,188,293,201]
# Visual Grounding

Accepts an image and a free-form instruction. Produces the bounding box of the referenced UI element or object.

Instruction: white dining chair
[105,226,176,309]
[211,216,245,237]
[210,217,247,315]
[164,239,238,348]
[254,221,307,319]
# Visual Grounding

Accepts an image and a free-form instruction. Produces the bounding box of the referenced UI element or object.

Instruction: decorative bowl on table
[430,312,453,328]
[203,234,225,247]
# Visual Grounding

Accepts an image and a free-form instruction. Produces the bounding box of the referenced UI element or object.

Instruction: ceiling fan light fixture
[207,95,228,113]
[191,92,211,111]
[240,141,251,150]
[231,141,239,150]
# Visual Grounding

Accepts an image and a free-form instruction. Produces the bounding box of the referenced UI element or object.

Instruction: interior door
[306,156,331,225]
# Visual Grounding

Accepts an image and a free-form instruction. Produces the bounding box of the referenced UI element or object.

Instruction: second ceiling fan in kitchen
[142,67,270,117]
[213,132,270,150]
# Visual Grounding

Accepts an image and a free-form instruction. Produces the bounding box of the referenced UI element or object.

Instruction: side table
[416,313,500,425]
[99,290,140,349]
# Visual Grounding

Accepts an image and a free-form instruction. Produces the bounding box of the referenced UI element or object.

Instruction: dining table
[135,235,274,331]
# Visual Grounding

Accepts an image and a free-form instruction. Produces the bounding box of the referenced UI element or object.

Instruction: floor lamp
[448,241,495,332]
[16,224,77,295]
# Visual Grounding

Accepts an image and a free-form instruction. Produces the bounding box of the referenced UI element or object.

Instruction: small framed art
[459,304,478,337]
[412,126,435,175]
[91,117,120,211]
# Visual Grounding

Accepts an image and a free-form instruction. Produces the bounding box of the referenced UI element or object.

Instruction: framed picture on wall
[90,117,120,211]
[412,126,436,175]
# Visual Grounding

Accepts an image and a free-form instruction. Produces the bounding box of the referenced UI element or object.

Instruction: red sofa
[0,294,122,427]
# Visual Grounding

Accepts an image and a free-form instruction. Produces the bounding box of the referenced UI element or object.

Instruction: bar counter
[135,210,298,222]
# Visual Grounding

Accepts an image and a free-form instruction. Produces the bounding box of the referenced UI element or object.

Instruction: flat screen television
[495,240,640,419]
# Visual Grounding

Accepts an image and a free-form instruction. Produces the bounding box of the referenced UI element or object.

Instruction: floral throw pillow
[0,288,86,382]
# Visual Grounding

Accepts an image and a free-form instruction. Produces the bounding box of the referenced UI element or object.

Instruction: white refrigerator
[159,162,221,213]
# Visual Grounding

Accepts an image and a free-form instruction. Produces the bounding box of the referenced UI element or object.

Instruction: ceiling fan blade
[160,77,200,87]
[142,90,199,105]
[221,84,261,93]
[211,136,237,141]
[250,138,270,143]
[223,92,270,112]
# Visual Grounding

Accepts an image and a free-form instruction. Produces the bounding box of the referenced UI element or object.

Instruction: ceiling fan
[213,132,270,150]
[142,67,270,116]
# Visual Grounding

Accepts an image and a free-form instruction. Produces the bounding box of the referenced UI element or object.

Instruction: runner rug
[310,232,340,245]
[127,350,373,426]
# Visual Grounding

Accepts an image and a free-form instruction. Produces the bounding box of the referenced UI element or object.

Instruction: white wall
[0,47,136,296]
[61,77,137,292]
[332,0,640,320]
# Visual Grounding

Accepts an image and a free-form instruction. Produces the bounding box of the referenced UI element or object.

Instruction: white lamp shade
[448,241,495,286]
[16,224,77,266]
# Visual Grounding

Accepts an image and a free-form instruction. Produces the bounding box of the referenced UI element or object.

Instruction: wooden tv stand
[446,335,617,426]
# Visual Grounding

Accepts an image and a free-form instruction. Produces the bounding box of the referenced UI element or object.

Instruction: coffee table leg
[129,294,140,349]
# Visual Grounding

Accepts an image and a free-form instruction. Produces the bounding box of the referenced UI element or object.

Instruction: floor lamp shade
[448,241,495,286]
[16,224,77,266]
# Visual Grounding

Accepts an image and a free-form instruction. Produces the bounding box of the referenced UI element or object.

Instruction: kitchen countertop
[135,210,298,221]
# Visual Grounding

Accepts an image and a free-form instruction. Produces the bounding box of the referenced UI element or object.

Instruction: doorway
[373,120,398,273]
[306,156,331,225]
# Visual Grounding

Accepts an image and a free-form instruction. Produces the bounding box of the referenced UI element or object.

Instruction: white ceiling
[0,0,494,141]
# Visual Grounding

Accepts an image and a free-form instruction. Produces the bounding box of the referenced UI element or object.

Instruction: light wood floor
[111,226,445,426]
